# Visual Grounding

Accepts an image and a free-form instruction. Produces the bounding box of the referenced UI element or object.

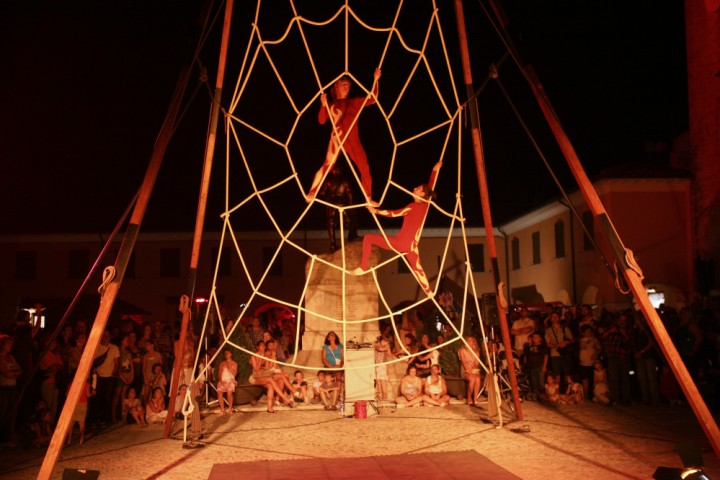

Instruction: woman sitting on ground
[266,339,296,404]
[146,386,168,424]
[396,365,424,408]
[123,386,147,427]
[423,364,450,406]
[248,341,292,413]
[458,336,482,406]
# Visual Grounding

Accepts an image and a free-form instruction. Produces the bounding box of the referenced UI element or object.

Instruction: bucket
[353,400,367,419]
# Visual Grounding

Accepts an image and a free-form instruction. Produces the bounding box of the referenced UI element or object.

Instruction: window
[531,231,541,265]
[160,248,181,277]
[262,247,283,276]
[511,237,520,270]
[582,211,594,251]
[15,251,36,280]
[554,220,566,258]
[212,247,232,277]
[468,244,485,272]
[69,249,89,279]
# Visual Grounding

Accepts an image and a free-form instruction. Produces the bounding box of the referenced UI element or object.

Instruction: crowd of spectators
[508,297,720,410]
[0,312,194,447]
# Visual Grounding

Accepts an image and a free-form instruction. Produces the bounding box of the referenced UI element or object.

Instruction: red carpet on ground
[208,450,521,479]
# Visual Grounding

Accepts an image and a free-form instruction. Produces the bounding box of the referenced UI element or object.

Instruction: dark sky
[0,0,687,235]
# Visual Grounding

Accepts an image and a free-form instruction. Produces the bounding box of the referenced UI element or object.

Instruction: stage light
[652,467,711,480]
[195,297,208,304]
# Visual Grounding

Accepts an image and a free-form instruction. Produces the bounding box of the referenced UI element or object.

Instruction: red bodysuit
[359,165,440,294]
[314,95,375,199]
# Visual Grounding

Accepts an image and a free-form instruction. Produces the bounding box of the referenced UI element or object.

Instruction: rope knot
[98,266,116,297]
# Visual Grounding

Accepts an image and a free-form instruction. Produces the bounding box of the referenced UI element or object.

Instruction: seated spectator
[311,371,326,404]
[592,360,610,405]
[396,365,423,408]
[322,331,344,369]
[291,370,308,404]
[67,375,95,445]
[320,371,341,410]
[146,387,168,424]
[543,373,570,405]
[31,408,54,448]
[266,339,295,402]
[422,364,450,407]
[247,341,290,413]
[150,363,167,397]
[565,374,584,403]
[123,387,147,427]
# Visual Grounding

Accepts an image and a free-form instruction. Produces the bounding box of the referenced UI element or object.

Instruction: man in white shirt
[511,308,535,356]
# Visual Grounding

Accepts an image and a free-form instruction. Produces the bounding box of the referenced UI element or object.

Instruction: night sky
[1,0,687,235]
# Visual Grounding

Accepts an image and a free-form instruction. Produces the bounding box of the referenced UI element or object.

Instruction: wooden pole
[164,0,235,438]
[452,0,523,420]
[37,72,190,480]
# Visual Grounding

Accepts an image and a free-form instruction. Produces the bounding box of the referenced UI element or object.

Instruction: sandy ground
[2,399,719,480]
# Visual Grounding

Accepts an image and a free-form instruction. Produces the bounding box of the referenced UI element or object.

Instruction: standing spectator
[39,339,64,422]
[577,325,602,399]
[66,374,95,445]
[91,331,120,426]
[458,336,482,406]
[152,321,173,366]
[511,308,535,358]
[374,335,392,400]
[601,313,634,405]
[523,333,548,401]
[216,349,238,415]
[68,332,87,379]
[0,335,22,442]
[111,334,135,423]
[141,339,164,403]
[246,317,265,347]
[544,312,574,390]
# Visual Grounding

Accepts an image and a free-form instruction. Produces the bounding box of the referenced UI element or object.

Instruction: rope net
[189,0,501,406]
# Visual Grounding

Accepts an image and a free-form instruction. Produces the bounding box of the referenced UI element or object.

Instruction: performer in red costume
[307,69,381,204]
[352,161,442,295]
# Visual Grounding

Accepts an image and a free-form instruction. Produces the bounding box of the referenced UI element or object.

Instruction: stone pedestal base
[302,241,380,369]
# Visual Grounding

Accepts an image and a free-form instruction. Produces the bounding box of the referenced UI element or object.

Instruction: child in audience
[320,371,341,410]
[544,373,570,405]
[67,375,95,445]
[374,335,392,401]
[291,371,308,403]
[146,386,168,424]
[592,360,610,405]
[124,387,147,427]
[150,363,167,397]
[565,374,584,403]
[312,371,326,404]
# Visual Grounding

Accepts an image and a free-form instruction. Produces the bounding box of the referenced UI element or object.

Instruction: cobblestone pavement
[1,399,719,480]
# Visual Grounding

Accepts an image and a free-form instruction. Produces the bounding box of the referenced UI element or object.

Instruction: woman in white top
[423,364,450,406]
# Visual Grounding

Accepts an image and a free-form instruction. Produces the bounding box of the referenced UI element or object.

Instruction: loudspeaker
[481,293,499,326]
[62,468,100,480]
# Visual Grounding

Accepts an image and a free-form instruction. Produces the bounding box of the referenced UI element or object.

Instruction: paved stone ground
[1,399,719,480]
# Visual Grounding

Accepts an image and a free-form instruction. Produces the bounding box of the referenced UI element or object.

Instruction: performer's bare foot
[350,267,365,276]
